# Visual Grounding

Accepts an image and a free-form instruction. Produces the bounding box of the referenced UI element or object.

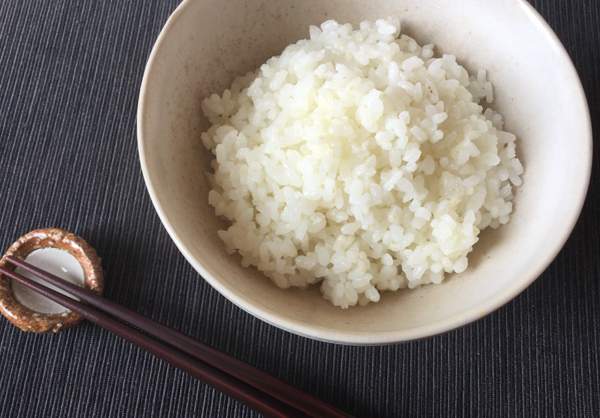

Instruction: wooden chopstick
[0,265,302,418]
[2,256,352,418]
[7,255,343,417]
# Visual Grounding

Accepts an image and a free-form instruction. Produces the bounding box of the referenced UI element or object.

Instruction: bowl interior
[138,0,591,343]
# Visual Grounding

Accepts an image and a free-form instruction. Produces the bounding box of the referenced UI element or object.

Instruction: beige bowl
[137,0,592,344]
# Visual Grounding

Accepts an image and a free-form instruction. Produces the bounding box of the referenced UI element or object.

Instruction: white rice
[200,18,523,308]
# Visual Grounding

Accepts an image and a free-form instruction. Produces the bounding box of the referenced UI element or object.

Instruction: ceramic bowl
[137,0,592,344]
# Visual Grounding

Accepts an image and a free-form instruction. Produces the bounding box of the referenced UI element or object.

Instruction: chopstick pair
[0,256,351,418]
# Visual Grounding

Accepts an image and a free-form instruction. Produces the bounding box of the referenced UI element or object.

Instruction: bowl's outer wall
[137,0,592,343]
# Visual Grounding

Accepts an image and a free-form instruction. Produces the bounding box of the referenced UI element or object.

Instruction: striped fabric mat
[0,1,598,416]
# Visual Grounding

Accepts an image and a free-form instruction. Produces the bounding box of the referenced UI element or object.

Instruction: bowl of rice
[137,0,592,344]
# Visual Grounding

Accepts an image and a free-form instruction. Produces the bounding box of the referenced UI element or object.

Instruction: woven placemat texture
[0,1,598,417]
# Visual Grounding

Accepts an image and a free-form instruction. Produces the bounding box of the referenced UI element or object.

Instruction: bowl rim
[137,0,593,345]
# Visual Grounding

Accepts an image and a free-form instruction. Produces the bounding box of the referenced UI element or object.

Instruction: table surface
[0,1,598,417]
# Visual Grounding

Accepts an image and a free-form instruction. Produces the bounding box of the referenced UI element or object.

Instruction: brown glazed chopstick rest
[0,228,103,332]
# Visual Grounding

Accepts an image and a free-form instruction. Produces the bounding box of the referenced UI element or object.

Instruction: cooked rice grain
[200,18,523,308]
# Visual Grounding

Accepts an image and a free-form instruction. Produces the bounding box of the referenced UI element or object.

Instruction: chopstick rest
[0,228,103,332]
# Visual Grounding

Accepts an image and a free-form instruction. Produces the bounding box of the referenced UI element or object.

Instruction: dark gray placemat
[0,1,598,417]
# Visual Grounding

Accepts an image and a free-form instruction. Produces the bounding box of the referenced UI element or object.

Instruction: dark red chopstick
[0,266,302,418]
[2,257,352,418]
[6,255,346,418]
